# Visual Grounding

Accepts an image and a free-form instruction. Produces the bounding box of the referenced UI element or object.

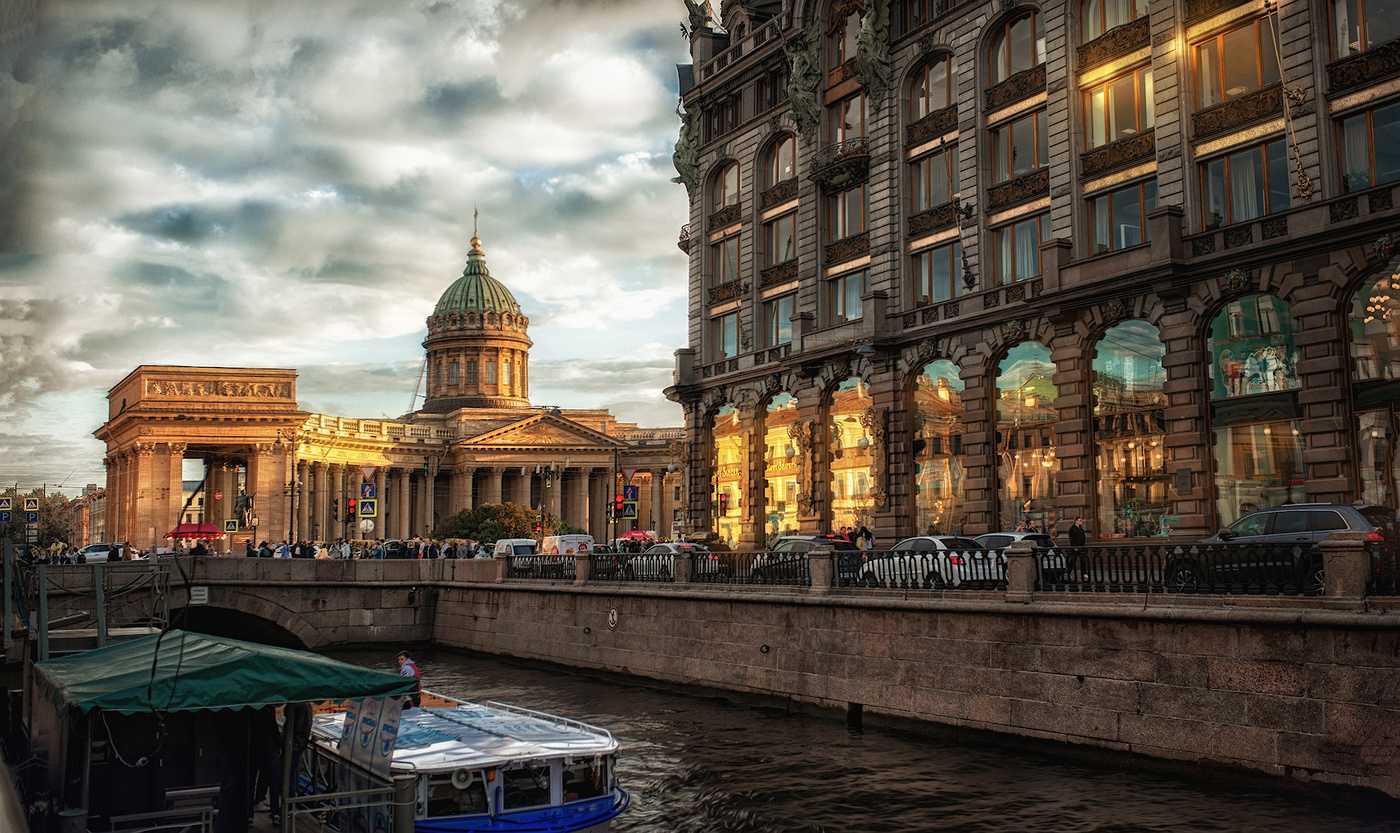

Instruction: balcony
[697,14,789,83]
[1081,129,1155,178]
[907,104,958,146]
[986,168,1049,213]
[809,138,870,195]
[1327,37,1400,95]
[678,224,691,254]
[986,64,1045,111]
[1191,83,1283,140]
[1076,16,1150,72]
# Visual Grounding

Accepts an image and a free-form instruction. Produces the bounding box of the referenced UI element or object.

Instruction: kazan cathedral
[92,235,684,552]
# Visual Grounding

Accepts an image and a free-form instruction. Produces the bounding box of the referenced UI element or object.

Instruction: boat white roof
[313,701,618,773]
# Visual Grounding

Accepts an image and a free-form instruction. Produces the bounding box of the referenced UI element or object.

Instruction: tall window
[764,294,795,346]
[900,0,946,34]
[466,360,478,385]
[996,342,1058,532]
[712,162,740,211]
[756,69,786,112]
[828,269,868,325]
[711,234,740,284]
[1086,66,1154,148]
[1208,295,1300,399]
[1339,100,1400,193]
[484,360,497,386]
[711,313,739,361]
[1084,0,1148,41]
[705,93,742,142]
[448,361,459,386]
[830,92,868,144]
[1088,180,1157,254]
[829,6,862,70]
[912,241,962,306]
[764,212,796,266]
[990,12,1045,85]
[828,184,867,241]
[911,146,958,212]
[1092,321,1168,539]
[993,212,1050,284]
[910,55,953,121]
[1333,0,1400,59]
[1350,267,1400,382]
[991,110,1047,182]
[913,359,967,535]
[765,134,797,188]
[828,377,875,533]
[1195,14,1280,110]
[1201,139,1289,229]
[710,404,747,547]
[762,393,800,540]
[502,360,512,388]
[1350,267,1400,508]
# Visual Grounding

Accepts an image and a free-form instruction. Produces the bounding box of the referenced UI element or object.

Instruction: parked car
[753,535,863,584]
[625,542,728,580]
[974,531,1067,582]
[1172,503,1394,593]
[858,536,997,588]
[76,543,118,563]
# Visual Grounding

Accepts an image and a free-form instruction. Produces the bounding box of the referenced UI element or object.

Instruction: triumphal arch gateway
[94,236,684,551]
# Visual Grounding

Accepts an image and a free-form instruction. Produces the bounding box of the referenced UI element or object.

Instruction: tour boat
[310,691,629,833]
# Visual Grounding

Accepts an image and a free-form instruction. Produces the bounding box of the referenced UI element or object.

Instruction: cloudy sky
[0,0,695,495]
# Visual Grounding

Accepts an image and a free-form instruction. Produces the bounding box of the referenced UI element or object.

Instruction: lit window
[993,212,1051,284]
[990,110,1047,183]
[763,294,795,347]
[911,146,958,213]
[1085,67,1154,149]
[1195,15,1280,110]
[765,135,797,188]
[1200,139,1289,229]
[1332,0,1400,58]
[1084,0,1148,41]
[1088,180,1157,254]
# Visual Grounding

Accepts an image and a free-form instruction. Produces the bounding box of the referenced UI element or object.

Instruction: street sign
[215,491,223,500]
[360,482,376,498]
[359,519,375,534]
[189,587,209,605]
[622,484,639,501]
[224,519,237,532]
[0,498,10,511]
[360,466,377,481]
[622,467,637,483]
[359,498,378,518]
[25,513,38,524]
[23,498,38,512]
[0,512,8,523]
[620,502,638,519]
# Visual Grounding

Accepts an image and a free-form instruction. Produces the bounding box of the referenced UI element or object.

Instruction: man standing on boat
[397,651,422,709]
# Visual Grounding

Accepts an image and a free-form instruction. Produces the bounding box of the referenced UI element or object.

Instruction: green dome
[433,236,522,317]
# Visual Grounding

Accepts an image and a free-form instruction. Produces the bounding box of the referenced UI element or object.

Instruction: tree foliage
[432,502,585,542]
[0,489,74,547]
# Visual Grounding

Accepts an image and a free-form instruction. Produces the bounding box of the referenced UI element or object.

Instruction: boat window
[425,773,488,817]
[562,759,608,802]
[502,764,551,809]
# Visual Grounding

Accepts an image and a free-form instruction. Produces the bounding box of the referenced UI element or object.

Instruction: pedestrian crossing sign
[358,498,377,518]
[620,502,638,519]
[0,498,10,511]
[224,519,238,532]
[23,498,38,511]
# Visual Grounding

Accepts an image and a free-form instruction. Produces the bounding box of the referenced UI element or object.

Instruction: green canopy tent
[27,630,418,833]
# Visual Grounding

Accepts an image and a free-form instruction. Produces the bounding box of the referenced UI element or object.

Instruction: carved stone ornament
[146,379,292,398]
[1076,16,1151,71]
[1004,319,1027,342]
[855,0,892,107]
[909,201,959,236]
[789,419,818,514]
[825,232,870,266]
[907,105,958,146]
[986,63,1045,111]
[708,202,742,231]
[672,105,700,195]
[1103,298,1130,321]
[1222,268,1252,294]
[1375,233,1394,261]
[810,140,870,194]
[986,167,1049,213]
[1191,84,1283,140]
[783,24,822,142]
[761,178,798,209]
[1328,38,1400,95]
[1081,130,1155,178]
[761,260,799,287]
[860,407,888,508]
[917,337,941,360]
[1184,0,1251,21]
[134,442,156,458]
[708,280,749,305]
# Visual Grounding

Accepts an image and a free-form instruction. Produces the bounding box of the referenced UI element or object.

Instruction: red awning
[618,530,654,540]
[165,523,225,540]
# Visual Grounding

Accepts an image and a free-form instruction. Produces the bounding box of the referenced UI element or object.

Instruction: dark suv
[1170,503,1392,594]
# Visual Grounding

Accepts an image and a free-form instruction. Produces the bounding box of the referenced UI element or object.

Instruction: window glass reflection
[710,404,746,547]
[1093,321,1169,538]
[1208,295,1301,399]
[828,377,874,533]
[996,343,1058,532]
[1213,421,1304,526]
[763,394,801,546]
[913,360,967,535]
[1350,267,1400,381]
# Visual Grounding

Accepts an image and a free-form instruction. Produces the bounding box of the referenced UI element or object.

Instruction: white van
[541,535,593,555]
[492,538,539,557]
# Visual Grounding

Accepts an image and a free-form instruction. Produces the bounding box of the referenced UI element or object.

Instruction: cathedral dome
[433,236,522,317]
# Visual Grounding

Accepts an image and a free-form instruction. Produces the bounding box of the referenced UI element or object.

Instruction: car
[974,532,1067,581]
[753,535,863,584]
[76,543,118,563]
[857,536,998,589]
[624,542,729,580]
[1174,503,1394,594]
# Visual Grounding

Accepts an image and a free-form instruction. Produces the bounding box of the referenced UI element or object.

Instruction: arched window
[764,134,797,190]
[828,2,862,72]
[912,360,967,535]
[1092,321,1168,539]
[762,394,800,542]
[1350,266,1400,508]
[711,404,747,547]
[711,162,740,211]
[828,377,874,533]
[996,342,1057,532]
[1084,0,1148,41]
[990,11,1045,85]
[910,54,953,121]
[1207,295,1304,524]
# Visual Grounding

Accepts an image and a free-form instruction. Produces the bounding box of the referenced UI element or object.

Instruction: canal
[336,646,1398,833]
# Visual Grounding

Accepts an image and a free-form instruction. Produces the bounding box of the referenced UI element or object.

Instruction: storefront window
[913,360,967,535]
[710,404,746,547]
[1357,411,1398,509]
[1351,267,1400,512]
[1213,422,1305,524]
[1350,268,1400,381]
[1092,321,1169,538]
[996,343,1058,532]
[763,394,800,546]
[828,377,874,533]
[1208,295,1301,399]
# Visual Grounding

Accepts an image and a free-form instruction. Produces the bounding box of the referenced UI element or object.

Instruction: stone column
[296,461,310,542]
[311,462,328,542]
[1159,302,1213,539]
[249,443,279,544]
[133,442,156,551]
[483,466,503,505]
[331,464,346,540]
[651,469,666,537]
[1049,336,1092,540]
[374,468,388,539]
[958,351,997,536]
[544,467,561,521]
[103,457,116,542]
[589,468,607,541]
[165,442,187,543]
[1293,270,1352,503]
[396,469,411,539]
[421,472,435,536]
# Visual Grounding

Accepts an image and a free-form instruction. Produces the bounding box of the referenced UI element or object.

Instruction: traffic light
[718,493,728,514]
[614,494,624,515]
[533,517,543,535]
[332,500,339,520]
[346,498,357,519]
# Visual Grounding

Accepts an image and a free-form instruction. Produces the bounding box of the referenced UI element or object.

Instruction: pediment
[461,414,625,450]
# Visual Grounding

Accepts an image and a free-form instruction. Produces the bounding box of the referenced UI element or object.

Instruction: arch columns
[296,461,309,542]
[396,469,411,539]
[1050,336,1093,539]
[331,463,346,540]
[311,462,328,541]
[1159,307,1213,539]
[650,470,667,538]
[1294,273,1355,503]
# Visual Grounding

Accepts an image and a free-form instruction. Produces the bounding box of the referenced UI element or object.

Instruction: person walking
[1068,518,1087,547]
[856,526,874,551]
[397,650,422,709]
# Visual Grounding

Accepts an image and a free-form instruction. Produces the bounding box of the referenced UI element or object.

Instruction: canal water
[336,647,1398,833]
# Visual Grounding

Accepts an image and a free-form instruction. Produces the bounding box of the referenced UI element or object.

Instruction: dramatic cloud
[1,0,694,494]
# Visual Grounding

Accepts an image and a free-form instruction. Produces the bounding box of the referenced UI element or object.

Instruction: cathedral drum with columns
[94,235,684,552]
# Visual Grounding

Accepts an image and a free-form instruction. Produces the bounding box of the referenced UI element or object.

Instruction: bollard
[1003,541,1035,602]
[574,553,592,587]
[393,771,417,833]
[1319,530,1368,602]
[808,546,834,593]
[673,552,693,586]
[493,554,509,584]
